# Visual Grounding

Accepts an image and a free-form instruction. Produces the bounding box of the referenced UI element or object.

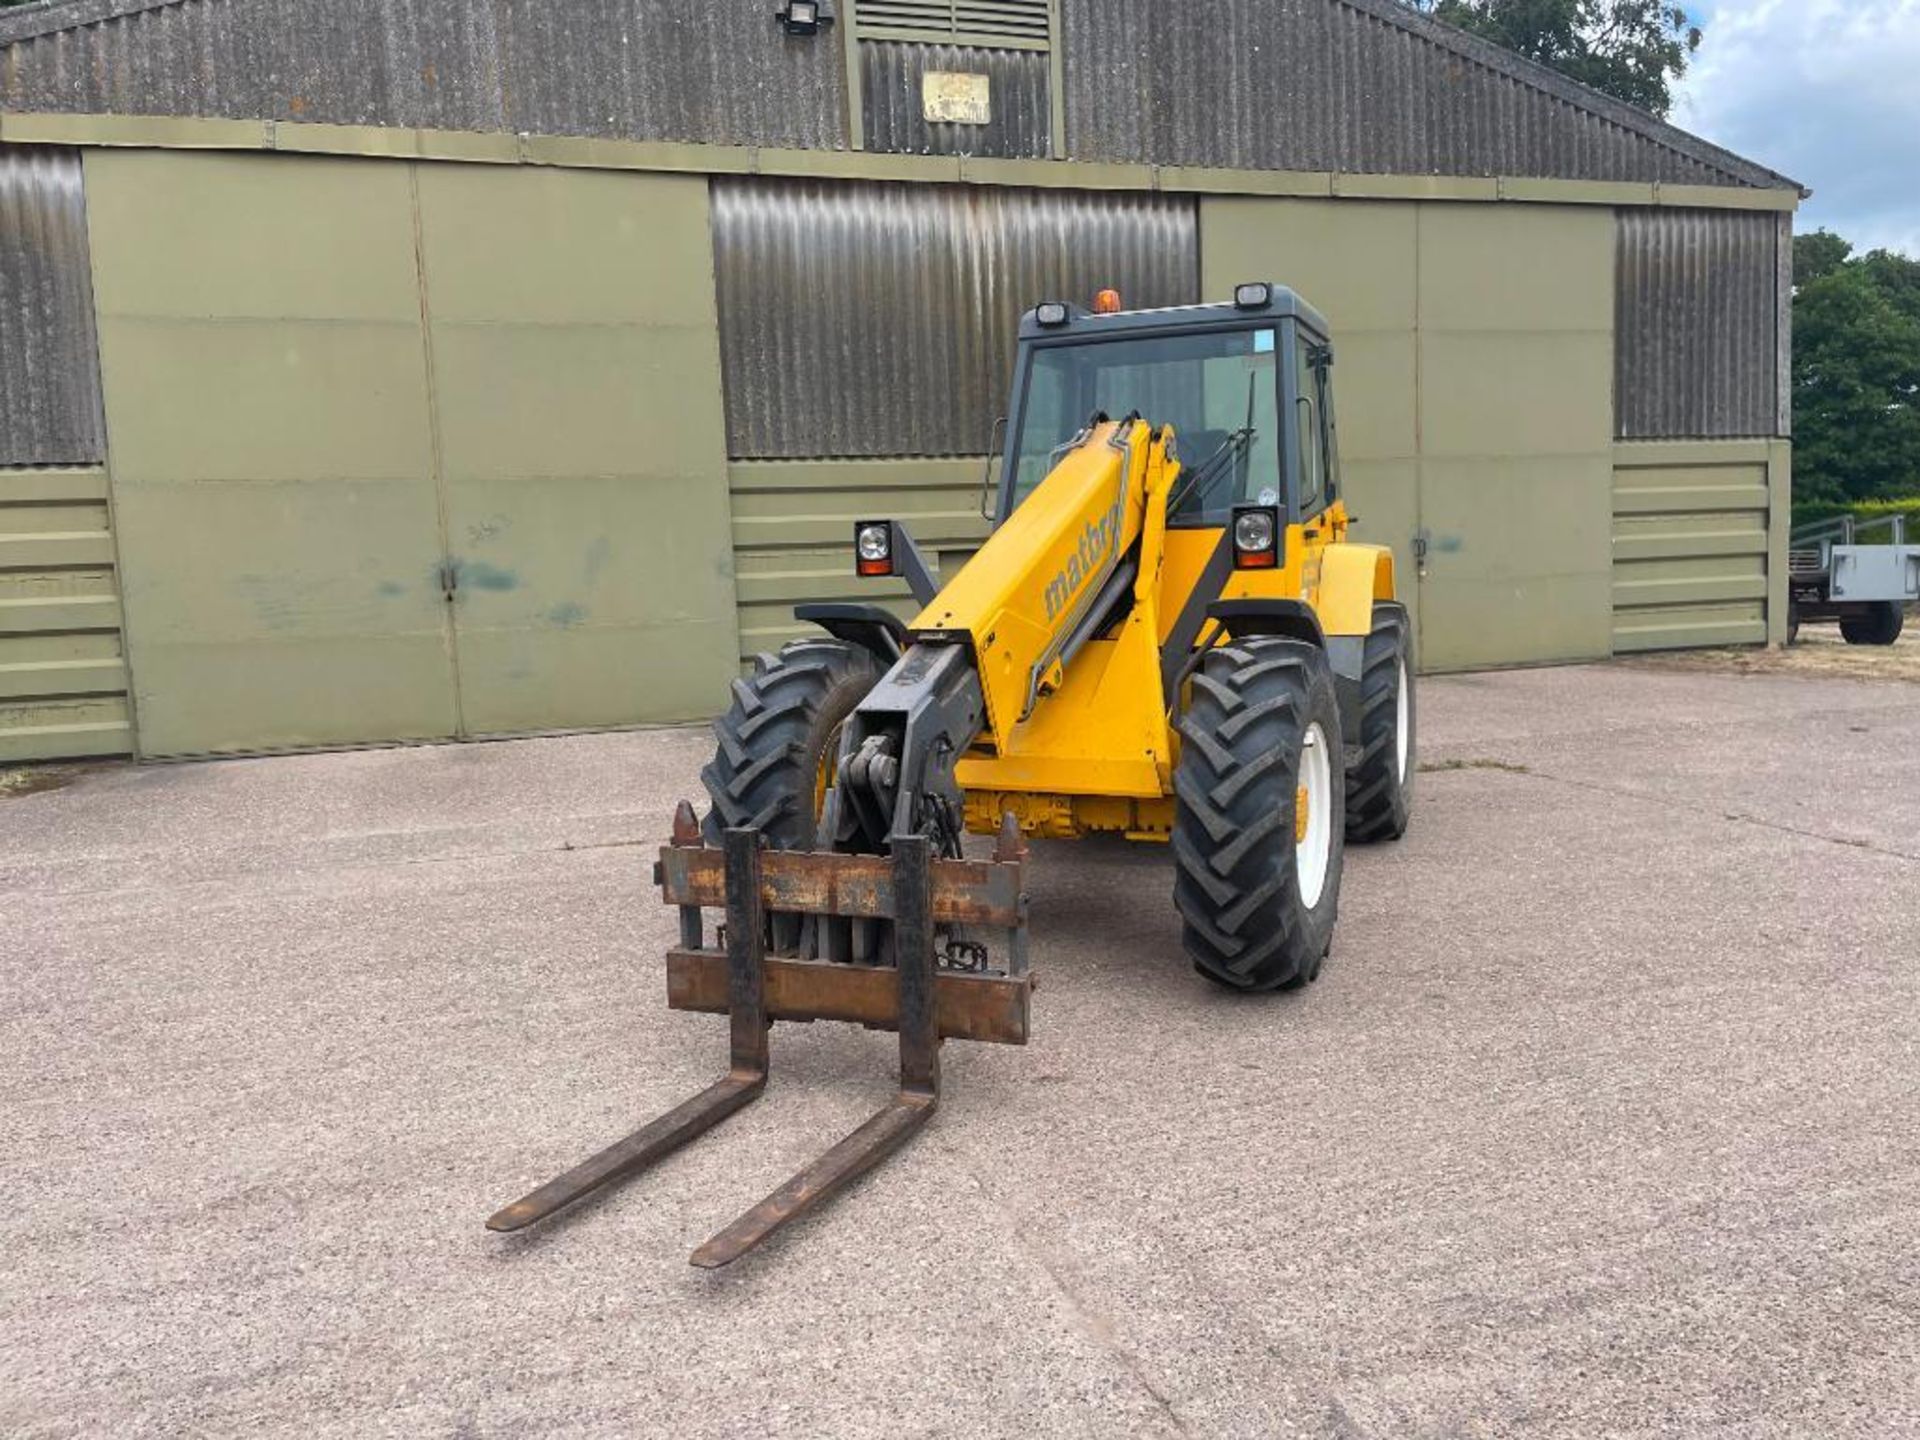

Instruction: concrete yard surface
[2,661,1917,1437]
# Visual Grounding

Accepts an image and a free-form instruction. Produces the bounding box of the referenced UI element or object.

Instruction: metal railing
[1792,512,1912,548]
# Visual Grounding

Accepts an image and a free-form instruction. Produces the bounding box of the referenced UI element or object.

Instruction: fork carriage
[486,801,1031,1267]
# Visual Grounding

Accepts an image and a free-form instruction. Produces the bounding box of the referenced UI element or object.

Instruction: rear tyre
[1344,602,1415,843]
[1173,638,1345,993]
[701,638,882,945]
[1839,602,1904,647]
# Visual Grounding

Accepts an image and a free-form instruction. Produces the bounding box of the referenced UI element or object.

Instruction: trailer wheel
[1839,602,1905,647]
[1173,638,1345,993]
[701,639,882,943]
[1344,602,1415,843]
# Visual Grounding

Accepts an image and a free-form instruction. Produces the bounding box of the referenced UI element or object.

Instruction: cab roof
[1017,286,1332,344]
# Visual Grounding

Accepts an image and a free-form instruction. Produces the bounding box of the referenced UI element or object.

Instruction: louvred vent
[855,0,1051,45]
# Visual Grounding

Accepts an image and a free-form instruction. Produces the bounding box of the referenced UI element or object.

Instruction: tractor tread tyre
[1839,602,1904,647]
[1345,602,1415,844]
[700,638,881,851]
[1173,637,1345,994]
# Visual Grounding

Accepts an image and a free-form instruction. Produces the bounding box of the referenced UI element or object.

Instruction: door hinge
[1412,529,1430,580]
[441,561,458,602]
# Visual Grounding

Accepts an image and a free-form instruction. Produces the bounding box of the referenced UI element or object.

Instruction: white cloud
[1674,0,1920,255]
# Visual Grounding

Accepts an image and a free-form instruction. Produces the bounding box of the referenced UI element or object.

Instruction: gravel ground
[1636,608,1920,685]
[2,660,1917,1437]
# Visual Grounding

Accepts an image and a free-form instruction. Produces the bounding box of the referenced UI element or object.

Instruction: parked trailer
[1787,514,1919,646]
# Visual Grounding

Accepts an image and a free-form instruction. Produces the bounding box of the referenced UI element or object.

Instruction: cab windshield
[1008,327,1283,524]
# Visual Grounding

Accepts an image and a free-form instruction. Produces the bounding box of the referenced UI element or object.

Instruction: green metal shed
[0,0,1801,760]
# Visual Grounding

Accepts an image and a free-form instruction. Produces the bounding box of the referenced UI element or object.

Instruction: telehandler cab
[489,284,1416,1265]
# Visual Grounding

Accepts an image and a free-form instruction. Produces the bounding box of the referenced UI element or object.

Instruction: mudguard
[794,602,910,666]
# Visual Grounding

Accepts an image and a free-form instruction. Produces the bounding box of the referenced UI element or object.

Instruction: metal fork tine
[688,1094,934,1267]
[487,826,772,1236]
[687,835,943,1268]
[486,1074,763,1232]
[492,817,1030,1261]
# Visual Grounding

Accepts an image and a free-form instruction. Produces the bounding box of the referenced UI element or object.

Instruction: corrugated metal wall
[1058,0,1778,188]
[1611,442,1773,651]
[495,0,846,151]
[1615,209,1781,440]
[0,0,507,131]
[712,178,1198,458]
[1,146,127,761]
[729,458,990,662]
[860,41,1051,157]
[0,466,132,763]
[0,0,848,150]
[0,146,105,467]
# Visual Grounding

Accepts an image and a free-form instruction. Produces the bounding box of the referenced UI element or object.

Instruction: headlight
[855,521,894,577]
[1231,505,1281,570]
[1234,510,1276,554]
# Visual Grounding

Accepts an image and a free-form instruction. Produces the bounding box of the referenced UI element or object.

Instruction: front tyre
[1345,602,1415,843]
[701,637,881,845]
[1173,638,1346,993]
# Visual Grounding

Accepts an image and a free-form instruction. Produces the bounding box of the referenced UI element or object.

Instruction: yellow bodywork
[908,419,1396,842]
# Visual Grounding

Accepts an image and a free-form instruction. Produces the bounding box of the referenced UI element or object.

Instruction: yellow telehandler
[489,283,1416,1264]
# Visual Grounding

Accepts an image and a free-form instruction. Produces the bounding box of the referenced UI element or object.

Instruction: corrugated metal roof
[0,0,1800,192]
[712,178,1198,458]
[0,0,848,151]
[1061,0,1799,191]
[1616,208,1783,440]
[0,144,105,466]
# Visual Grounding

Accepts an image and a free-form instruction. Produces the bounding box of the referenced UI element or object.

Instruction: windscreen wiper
[1167,425,1256,517]
[1168,372,1260,517]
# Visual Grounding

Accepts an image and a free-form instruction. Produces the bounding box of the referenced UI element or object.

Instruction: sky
[1671,0,1920,255]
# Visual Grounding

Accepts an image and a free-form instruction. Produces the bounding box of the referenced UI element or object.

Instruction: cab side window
[1295,341,1326,513]
[1317,359,1340,506]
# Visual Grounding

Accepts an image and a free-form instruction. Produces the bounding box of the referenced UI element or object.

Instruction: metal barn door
[87,150,461,757]
[414,166,737,738]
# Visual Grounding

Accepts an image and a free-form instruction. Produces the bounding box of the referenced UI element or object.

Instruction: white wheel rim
[1394,656,1410,784]
[1296,721,1333,910]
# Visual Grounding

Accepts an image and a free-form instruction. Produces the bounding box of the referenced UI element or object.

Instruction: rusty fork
[486,801,1030,1268]
[484,815,771,1240]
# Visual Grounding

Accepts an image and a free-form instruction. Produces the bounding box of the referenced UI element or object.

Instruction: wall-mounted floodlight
[776,0,834,36]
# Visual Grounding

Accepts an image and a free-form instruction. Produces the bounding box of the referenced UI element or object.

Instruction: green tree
[1792,232,1920,510]
[1403,1,1701,117]
[1793,230,1853,287]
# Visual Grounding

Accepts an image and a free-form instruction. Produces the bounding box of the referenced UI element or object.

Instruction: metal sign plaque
[922,71,991,125]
